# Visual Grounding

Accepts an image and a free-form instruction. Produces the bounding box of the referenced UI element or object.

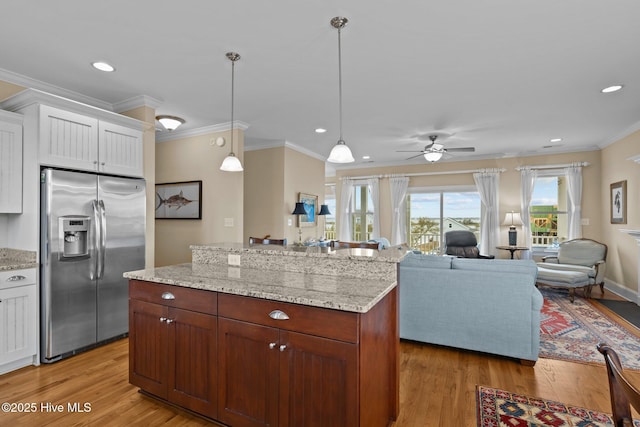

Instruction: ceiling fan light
[220,152,244,172]
[424,151,443,162]
[327,140,355,163]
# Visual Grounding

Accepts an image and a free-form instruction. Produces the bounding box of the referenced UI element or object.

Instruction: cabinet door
[167,307,217,419]
[0,284,37,365]
[98,121,143,177]
[279,331,358,427]
[218,318,280,427]
[0,114,23,213]
[39,105,98,171]
[129,299,168,399]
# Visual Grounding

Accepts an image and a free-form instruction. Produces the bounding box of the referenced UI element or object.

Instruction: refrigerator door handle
[98,200,107,279]
[91,200,100,280]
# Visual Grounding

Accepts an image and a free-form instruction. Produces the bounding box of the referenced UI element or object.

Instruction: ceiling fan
[396,135,475,163]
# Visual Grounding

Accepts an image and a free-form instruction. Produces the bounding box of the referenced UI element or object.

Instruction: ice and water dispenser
[59,216,90,259]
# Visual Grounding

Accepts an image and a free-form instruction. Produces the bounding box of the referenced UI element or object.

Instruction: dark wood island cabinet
[125,243,403,427]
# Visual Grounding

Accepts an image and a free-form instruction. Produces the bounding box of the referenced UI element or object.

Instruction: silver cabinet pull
[279,345,287,352]
[269,342,277,349]
[269,310,289,320]
[166,319,174,324]
[161,292,175,300]
[160,317,167,322]
[6,275,27,282]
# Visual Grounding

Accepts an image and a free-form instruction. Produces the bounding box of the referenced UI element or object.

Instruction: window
[350,184,374,241]
[407,187,481,254]
[530,175,567,247]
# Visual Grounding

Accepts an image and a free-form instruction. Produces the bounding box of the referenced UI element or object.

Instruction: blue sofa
[399,253,543,364]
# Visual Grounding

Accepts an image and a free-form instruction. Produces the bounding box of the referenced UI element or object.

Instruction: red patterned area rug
[476,385,640,426]
[539,288,640,370]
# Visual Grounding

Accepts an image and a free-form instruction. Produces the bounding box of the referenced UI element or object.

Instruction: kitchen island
[124,243,405,427]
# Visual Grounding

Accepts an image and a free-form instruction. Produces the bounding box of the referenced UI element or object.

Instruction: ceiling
[2,1,639,173]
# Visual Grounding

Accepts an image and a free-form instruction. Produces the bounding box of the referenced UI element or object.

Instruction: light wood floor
[1,294,640,426]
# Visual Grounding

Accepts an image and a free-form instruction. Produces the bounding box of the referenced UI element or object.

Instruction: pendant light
[220,52,244,172]
[327,17,355,164]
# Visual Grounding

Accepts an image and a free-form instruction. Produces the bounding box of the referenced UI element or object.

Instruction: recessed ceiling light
[315,128,327,133]
[362,155,370,160]
[91,61,115,72]
[601,85,623,93]
[550,138,562,143]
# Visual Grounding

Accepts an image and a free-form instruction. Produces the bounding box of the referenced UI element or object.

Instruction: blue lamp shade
[318,204,331,216]
[291,202,307,215]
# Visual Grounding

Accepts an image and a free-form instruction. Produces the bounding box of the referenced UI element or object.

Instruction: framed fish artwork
[298,192,318,227]
[155,181,202,219]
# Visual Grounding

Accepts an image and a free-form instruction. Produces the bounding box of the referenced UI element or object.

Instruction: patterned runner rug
[539,288,640,370]
[476,385,640,426]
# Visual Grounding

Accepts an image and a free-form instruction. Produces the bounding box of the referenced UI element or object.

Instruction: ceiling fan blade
[446,147,475,152]
[395,150,425,153]
[405,153,425,160]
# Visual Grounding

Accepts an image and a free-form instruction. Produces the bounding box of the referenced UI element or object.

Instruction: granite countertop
[124,262,396,313]
[0,248,38,271]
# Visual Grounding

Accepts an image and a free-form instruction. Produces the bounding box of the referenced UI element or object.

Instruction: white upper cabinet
[1,89,145,178]
[40,105,143,177]
[0,110,24,213]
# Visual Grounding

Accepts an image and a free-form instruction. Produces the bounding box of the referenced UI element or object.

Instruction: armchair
[537,238,607,295]
[444,230,494,259]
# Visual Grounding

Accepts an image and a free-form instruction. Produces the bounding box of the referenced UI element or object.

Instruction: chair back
[330,241,379,250]
[249,237,287,246]
[597,343,640,426]
[444,230,480,258]
[558,238,607,267]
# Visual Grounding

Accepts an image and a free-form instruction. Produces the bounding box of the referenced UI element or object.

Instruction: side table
[496,245,529,259]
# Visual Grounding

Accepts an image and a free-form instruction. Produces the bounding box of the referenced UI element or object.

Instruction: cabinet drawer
[0,268,36,290]
[218,293,358,343]
[129,280,217,315]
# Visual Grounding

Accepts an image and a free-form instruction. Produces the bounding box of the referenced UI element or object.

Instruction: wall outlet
[228,254,241,266]
[581,218,590,226]
[224,217,234,227]
[288,218,292,226]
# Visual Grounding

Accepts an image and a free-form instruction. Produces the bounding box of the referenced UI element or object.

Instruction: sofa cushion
[400,252,453,269]
[451,258,538,277]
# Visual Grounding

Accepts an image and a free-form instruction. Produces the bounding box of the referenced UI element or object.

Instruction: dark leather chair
[330,241,379,250]
[597,343,640,426]
[249,236,287,246]
[444,230,494,259]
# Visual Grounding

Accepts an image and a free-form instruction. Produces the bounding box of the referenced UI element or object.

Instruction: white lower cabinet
[0,268,38,374]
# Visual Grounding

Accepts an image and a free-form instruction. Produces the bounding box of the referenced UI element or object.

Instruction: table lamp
[318,204,331,240]
[503,211,523,246]
[292,202,307,245]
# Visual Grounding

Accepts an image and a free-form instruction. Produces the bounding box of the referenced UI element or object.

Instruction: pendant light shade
[327,17,355,164]
[220,52,244,172]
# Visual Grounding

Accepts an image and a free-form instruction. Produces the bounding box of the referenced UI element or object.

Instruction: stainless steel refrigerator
[40,168,145,363]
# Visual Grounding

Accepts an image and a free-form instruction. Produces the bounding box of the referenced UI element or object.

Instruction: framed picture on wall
[298,192,318,227]
[610,180,627,224]
[155,181,202,219]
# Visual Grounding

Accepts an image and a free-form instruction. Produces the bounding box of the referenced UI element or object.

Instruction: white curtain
[520,168,537,260]
[338,178,354,241]
[389,176,409,245]
[473,171,501,257]
[565,164,583,240]
[367,178,380,239]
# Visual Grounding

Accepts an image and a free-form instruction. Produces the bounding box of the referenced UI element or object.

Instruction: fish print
[156,190,193,210]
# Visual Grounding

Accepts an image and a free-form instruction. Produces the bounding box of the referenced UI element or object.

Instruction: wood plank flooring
[1,294,640,426]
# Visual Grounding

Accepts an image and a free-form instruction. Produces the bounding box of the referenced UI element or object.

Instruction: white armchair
[537,238,608,295]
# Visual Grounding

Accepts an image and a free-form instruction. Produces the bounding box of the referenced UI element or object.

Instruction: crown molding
[601,119,640,148]
[628,154,640,164]
[113,95,163,113]
[155,121,250,143]
[0,67,114,111]
[244,138,327,163]
[0,109,23,124]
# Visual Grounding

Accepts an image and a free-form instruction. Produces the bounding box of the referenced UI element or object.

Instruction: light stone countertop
[124,262,397,313]
[0,248,38,271]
